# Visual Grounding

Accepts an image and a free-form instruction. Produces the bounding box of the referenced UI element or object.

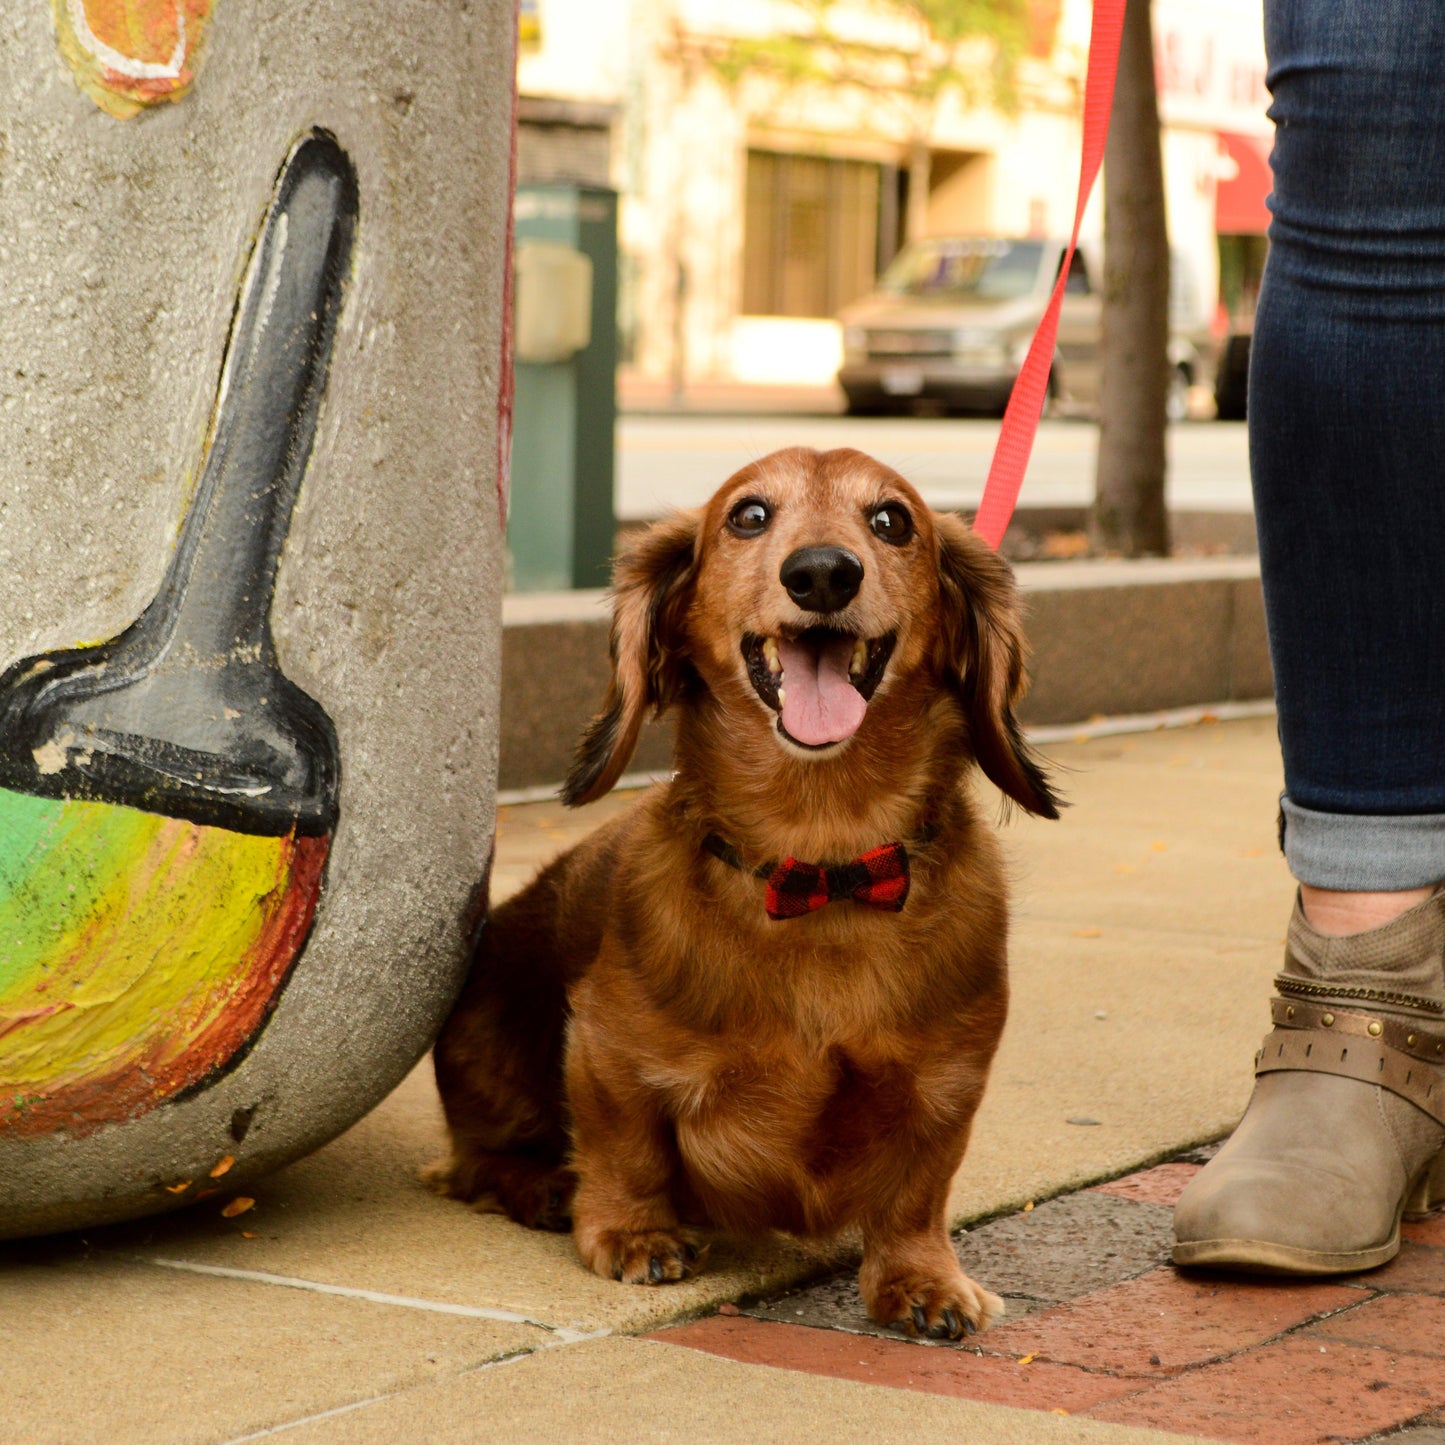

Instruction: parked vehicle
[836,236,1211,420]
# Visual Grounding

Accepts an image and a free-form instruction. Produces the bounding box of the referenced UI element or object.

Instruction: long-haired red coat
[427,446,1058,1338]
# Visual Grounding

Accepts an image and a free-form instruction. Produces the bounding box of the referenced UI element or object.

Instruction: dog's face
[564,446,1057,819]
[688,448,942,757]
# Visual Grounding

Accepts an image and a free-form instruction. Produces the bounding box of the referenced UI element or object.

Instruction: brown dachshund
[427,446,1058,1339]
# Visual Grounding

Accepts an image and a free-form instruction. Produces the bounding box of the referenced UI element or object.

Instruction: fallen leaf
[1019,1353,1036,1365]
[718,1303,740,1317]
[221,1197,255,1218]
[1073,927,1101,938]
[209,1155,235,1178]
[1051,1409,1070,1416]
[1023,1201,1034,1212]
[162,1180,192,1195]
[241,1231,258,1239]
[1150,841,1167,851]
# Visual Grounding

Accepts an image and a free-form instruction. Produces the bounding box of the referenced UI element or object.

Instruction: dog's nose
[779,546,864,613]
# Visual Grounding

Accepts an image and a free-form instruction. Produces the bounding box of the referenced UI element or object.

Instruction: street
[617,415,1252,522]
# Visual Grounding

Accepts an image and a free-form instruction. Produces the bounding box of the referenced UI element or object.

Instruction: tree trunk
[1091,0,1170,556]
[905,142,932,241]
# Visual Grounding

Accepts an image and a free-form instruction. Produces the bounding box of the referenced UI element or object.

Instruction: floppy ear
[562,511,699,807]
[935,513,1060,819]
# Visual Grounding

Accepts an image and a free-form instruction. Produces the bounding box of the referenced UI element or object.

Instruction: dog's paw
[581,1227,708,1285]
[420,1156,462,1197]
[497,1165,577,1233]
[864,1270,1005,1341]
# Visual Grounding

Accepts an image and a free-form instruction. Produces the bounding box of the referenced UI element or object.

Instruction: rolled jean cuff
[1280,796,1445,890]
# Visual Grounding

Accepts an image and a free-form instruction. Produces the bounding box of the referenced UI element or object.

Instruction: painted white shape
[66,0,188,81]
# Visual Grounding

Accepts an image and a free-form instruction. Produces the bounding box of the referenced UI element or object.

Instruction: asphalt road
[616,415,1251,522]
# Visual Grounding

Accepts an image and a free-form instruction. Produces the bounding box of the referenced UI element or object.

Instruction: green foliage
[702,0,1028,127]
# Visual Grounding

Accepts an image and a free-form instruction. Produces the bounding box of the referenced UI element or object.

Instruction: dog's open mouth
[741,629,896,749]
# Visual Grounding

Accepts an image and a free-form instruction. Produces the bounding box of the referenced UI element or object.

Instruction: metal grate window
[743,150,881,318]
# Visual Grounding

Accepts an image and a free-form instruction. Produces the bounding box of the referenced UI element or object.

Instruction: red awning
[1216,132,1273,235]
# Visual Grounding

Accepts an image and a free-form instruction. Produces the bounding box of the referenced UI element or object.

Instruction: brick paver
[1083,1333,1445,1444]
[651,1154,1445,1445]
[1351,1241,1445,1296]
[648,1315,1143,1414]
[1303,1291,1445,1358]
[1093,1162,1201,1208]
[1404,1213,1445,1248]
[982,1266,1359,1376]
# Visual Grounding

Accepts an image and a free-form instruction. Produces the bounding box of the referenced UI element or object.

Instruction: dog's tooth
[763,637,781,674]
[851,638,868,676]
[777,686,787,707]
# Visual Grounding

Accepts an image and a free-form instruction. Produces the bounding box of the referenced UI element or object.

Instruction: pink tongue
[778,635,866,746]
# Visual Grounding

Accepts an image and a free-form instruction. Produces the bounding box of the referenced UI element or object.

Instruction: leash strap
[971,0,1128,549]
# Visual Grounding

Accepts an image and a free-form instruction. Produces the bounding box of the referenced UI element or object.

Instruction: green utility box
[508,184,618,591]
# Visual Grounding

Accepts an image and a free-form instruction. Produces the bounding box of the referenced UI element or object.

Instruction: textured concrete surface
[68,1062,826,1340]
[749,1190,1177,1335]
[1021,559,1272,723]
[500,591,674,795]
[271,1335,1205,1444]
[497,558,1273,793]
[0,716,1296,1443]
[0,1250,539,1445]
[0,1,512,1233]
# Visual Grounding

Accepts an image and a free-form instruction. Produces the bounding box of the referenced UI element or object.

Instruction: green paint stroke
[0,787,323,1131]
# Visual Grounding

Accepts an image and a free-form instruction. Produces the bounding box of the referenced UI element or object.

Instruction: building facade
[516,0,1271,390]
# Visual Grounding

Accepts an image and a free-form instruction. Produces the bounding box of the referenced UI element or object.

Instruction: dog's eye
[870,504,913,545]
[727,498,772,537]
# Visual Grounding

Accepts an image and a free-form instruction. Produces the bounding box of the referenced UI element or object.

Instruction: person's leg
[1174,0,1445,1272]
[1250,0,1445,873]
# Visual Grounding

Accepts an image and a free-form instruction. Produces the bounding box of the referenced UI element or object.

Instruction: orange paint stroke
[51,0,214,119]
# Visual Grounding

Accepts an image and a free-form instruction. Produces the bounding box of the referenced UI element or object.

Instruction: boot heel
[1404,1149,1445,1220]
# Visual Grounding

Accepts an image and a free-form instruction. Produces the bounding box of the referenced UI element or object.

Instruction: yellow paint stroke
[0,788,327,1134]
[51,0,214,119]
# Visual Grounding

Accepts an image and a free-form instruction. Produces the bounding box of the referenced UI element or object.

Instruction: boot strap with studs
[1257,997,1445,1129]
[1273,973,1445,1014]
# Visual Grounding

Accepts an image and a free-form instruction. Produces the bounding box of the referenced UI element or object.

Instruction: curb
[499,556,1272,795]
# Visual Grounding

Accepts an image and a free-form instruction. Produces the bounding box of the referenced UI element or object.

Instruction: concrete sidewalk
[12,714,1426,1444]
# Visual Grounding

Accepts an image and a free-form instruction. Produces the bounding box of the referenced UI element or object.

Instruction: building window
[743,150,881,318]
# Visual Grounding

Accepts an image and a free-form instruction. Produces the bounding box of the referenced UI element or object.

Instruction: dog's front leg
[858,1176,1004,1340]
[565,992,706,1286]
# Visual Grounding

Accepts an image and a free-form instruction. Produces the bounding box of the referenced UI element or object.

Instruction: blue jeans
[1253,0,1445,888]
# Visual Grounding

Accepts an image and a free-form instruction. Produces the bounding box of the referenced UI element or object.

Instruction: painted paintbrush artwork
[0,131,356,1137]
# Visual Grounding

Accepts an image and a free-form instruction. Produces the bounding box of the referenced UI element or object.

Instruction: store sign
[1154,1,1270,135]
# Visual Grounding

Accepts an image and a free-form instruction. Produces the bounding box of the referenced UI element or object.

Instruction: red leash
[971,0,1128,549]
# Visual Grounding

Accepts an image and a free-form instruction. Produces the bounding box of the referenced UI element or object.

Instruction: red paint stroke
[3,832,330,1139]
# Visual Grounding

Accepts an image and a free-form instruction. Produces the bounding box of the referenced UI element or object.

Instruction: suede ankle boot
[1173,890,1445,1274]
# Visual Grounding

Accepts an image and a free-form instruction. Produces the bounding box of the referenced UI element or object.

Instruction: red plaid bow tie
[762,843,907,919]
[764,843,911,920]
[703,833,915,920]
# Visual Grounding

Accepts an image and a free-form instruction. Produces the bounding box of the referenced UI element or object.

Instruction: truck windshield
[879,239,1046,300]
